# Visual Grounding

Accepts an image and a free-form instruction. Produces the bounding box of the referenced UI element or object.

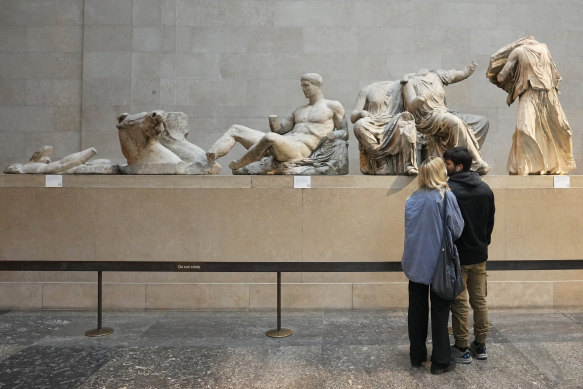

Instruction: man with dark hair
[443,146,495,364]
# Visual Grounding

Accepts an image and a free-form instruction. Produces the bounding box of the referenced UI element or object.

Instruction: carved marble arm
[350,90,370,124]
[402,80,426,113]
[269,114,294,135]
[497,51,518,83]
[447,60,478,84]
[330,101,346,131]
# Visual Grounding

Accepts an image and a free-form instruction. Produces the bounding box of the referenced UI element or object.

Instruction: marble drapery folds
[487,37,576,175]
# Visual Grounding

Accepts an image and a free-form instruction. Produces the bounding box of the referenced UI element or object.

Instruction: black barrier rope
[1,260,582,337]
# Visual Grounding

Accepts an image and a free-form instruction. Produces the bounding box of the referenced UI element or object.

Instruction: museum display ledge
[1,174,582,189]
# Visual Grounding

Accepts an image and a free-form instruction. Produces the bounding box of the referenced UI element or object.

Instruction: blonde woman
[401,156,464,374]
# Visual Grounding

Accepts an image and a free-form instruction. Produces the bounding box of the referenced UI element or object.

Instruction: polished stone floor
[0,308,582,388]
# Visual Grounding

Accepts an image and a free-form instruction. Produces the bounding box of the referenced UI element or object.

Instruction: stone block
[188,80,247,108]
[0,132,26,169]
[162,0,176,26]
[247,27,303,54]
[0,26,27,52]
[82,78,131,105]
[0,0,58,26]
[56,0,84,25]
[219,53,276,80]
[27,26,83,53]
[162,27,176,53]
[246,79,303,109]
[176,27,247,54]
[436,3,496,29]
[194,188,303,261]
[0,271,94,283]
[146,284,249,309]
[0,105,54,132]
[0,53,82,79]
[353,283,408,309]
[302,28,359,54]
[0,187,96,261]
[131,79,161,106]
[357,28,446,56]
[300,272,407,284]
[103,284,146,310]
[489,270,583,282]
[132,53,162,79]
[250,283,352,309]
[132,27,162,53]
[83,52,131,80]
[330,1,392,28]
[175,53,221,79]
[85,0,133,26]
[52,105,82,133]
[160,79,177,106]
[274,1,333,27]
[488,189,506,260]
[133,0,162,26]
[506,188,583,260]
[92,188,200,261]
[84,26,132,52]
[42,283,96,309]
[0,283,42,309]
[0,78,25,105]
[302,188,410,261]
[160,54,176,78]
[216,1,273,27]
[25,79,81,106]
[488,281,554,308]
[176,0,218,27]
[250,176,293,189]
[554,281,583,307]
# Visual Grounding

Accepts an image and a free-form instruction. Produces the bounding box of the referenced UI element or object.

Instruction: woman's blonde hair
[417,156,449,196]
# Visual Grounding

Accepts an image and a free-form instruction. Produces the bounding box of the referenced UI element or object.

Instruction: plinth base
[265,328,293,338]
[85,327,114,337]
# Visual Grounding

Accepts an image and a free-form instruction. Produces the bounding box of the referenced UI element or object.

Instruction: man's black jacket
[448,171,495,265]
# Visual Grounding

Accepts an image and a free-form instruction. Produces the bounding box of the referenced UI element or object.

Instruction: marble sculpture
[116,110,220,175]
[401,61,491,175]
[3,145,118,174]
[487,36,576,175]
[351,80,418,175]
[206,73,349,175]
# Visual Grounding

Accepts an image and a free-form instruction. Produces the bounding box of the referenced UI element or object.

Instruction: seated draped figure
[3,145,117,174]
[116,110,220,175]
[351,80,418,175]
[401,61,491,175]
[206,73,349,175]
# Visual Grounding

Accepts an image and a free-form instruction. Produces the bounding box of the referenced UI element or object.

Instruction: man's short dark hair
[443,147,472,172]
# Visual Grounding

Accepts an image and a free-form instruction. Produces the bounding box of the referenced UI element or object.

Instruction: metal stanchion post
[265,271,292,338]
[85,270,114,337]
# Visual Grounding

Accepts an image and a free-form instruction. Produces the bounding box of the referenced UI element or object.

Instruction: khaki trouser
[451,261,488,348]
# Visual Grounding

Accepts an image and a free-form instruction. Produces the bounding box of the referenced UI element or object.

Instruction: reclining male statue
[206,73,349,175]
[3,145,117,174]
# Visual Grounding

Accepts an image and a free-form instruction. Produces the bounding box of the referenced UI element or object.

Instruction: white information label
[294,176,311,188]
[45,175,63,188]
[553,176,570,189]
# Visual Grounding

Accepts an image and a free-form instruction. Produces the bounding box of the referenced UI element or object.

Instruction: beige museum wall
[0,175,582,310]
[1,0,583,176]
